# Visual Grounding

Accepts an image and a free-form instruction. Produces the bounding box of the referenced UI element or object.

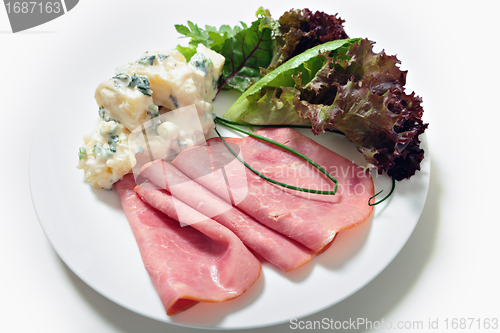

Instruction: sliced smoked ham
[172,128,374,253]
[138,161,314,272]
[115,174,261,316]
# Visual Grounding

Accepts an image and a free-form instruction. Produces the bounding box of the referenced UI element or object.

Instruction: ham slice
[172,128,374,252]
[115,174,261,316]
[139,160,314,272]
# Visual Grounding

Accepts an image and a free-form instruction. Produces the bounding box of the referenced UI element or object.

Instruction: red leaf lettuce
[265,8,349,73]
[224,39,428,180]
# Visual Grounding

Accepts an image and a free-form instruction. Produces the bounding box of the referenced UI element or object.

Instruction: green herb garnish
[98,106,111,122]
[108,135,119,152]
[112,73,129,80]
[189,54,213,75]
[215,116,395,205]
[128,74,152,96]
[368,178,396,206]
[93,143,113,160]
[157,54,170,61]
[138,55,156,66]
[214,117,338,195]
[78,147,87,160]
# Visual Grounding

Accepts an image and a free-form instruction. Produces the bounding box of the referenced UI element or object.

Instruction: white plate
[28,2,430,328]
[29,89,429,329]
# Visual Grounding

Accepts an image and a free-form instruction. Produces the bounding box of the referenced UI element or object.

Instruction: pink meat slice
[139,160,314,272]
[115,174,261,316]
[172,128,374,252]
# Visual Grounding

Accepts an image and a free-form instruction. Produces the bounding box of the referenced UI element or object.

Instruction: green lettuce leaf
[175,8,274,93]
[223,38,360,122]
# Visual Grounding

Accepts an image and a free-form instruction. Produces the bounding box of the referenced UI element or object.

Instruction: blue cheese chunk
[83,45,225,189]
[188,44,225,101]
[114,47,225,135]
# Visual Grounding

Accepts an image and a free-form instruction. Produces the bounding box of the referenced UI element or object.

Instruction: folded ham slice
[172,128,374,252]
[138,160,314,272]
[115,174,261,316]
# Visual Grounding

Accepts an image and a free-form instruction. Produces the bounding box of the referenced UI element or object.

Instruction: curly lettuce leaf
[297,39,427,179]
[175,8,274,93]
[300,79,427,180]
[224,38,427,180]
[264,8,349,74]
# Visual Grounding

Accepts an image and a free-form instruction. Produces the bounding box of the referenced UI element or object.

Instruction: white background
[1,1,499,332]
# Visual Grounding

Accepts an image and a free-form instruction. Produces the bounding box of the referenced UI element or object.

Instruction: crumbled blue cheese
[77,118,132,190]
[111,45,224,136]
[80,45,225,189]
